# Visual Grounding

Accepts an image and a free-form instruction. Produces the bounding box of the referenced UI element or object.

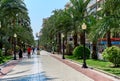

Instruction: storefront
[98,38,120,52]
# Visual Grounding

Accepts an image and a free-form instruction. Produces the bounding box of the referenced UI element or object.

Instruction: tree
[88,0,120,59]
[92,0,120,47]
[40,9,72,53]
[88,15,98,59]
[0,0,34,54]
[68,0,90,47]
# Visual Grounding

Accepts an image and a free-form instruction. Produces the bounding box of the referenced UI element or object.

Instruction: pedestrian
[32,47,35,54]
[18,48,23,59]
[27,46,32,58]
[37,46,40,55]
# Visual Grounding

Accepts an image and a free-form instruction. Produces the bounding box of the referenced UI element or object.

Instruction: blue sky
[24,0,69,39]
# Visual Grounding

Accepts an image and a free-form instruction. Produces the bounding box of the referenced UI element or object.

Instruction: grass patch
[66,55,120,76]
[0,56,13,64]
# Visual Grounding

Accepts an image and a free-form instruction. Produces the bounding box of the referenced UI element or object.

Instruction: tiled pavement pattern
[0,50,120,81]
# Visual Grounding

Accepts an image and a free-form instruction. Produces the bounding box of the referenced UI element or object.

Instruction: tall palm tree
[93,0,120,47]
[89,0,120,59]
[40,8,72,53]
[0,0,33,53]
[65,0,90,48]
[88,15,98,59]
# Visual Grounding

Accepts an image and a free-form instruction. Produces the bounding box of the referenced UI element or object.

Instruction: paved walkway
[0,50,120,81]
[40,51,93,81]
[51,54,120,81]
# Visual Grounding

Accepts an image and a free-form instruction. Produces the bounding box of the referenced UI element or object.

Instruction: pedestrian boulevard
[0,50,120,81]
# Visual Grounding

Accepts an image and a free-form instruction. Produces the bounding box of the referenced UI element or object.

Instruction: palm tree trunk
[0,36,2,50]
[80,32,84,45]
[65,32,67,45]
[65,33,68,54]
[56,34,59,53]
[58,32,61,54]
[0,42,3,50]
[92,42,98,59]
[106,30,112,47]
[73,32,78,48]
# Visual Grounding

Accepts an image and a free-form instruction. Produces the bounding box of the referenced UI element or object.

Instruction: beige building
[87,0,104,15]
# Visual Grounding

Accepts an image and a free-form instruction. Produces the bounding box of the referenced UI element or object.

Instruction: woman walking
[18,48,23,59]
[27,46,32,58]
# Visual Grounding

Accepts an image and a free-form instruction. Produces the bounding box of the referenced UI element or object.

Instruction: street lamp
[36,32,40,55]
[36,32,40,47]
[82,23,88,68]
[52,42,54,54]
[13,33,17,60]
[36,32,42,55]
[61,33,65,59]
[36,32,42,47]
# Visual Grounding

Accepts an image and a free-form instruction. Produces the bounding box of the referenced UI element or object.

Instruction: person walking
[32,47,35,54]
[18,48,23,59]
[27,46,32,58]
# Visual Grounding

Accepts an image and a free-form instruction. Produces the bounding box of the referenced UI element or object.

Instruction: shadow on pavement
[0,71,57,81]
[7,69,31,75]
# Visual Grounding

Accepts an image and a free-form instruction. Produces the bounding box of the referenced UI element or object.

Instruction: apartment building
[87,0,104,15]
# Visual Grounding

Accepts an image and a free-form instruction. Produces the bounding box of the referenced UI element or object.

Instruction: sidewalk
[50,53,120,81]
[0,51,94,81]
[0,52,27,78]
[40,51,94,81]
[0,59,20,78]
[0,50,120,81]
[0,52,46,81]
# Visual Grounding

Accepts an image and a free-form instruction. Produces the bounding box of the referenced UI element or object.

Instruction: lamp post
[36,32,40,55]
[36,32,42,55]
[36,32,40,47]
[52,42,54,54]
[13,33,17,60]
[62,33,65,59]
[36,32,42,47]
[82,23,88,68]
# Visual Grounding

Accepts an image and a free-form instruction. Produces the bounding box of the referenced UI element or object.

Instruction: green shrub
[72,45,90,59]
[102,46,120,67]
[0,49,4,63]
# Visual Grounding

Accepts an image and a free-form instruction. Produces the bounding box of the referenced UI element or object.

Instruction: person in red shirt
[27,46,32,58]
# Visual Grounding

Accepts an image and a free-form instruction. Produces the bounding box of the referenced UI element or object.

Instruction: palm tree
[87,15,98,59]
[88,0,120,59]
[93,0,120,47]
[65,0,90,48]
[0,0,33,54]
